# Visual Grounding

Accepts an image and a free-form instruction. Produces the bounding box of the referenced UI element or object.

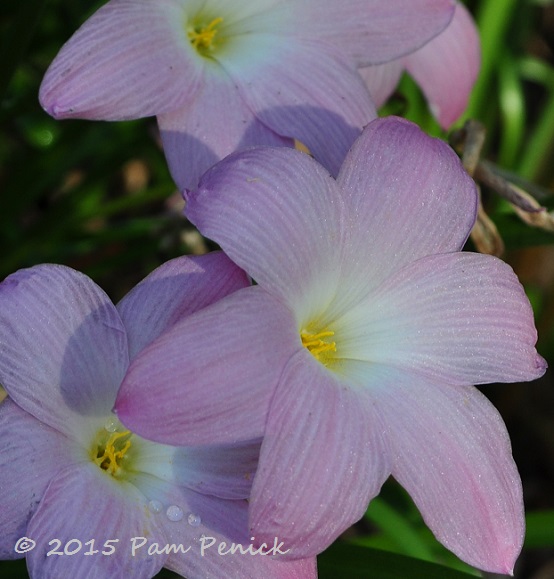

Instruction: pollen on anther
[188,17,224,53]
[301,329,337,361]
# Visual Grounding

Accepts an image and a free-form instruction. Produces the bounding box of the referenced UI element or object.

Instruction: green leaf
[318,544,480,579]
[363,497,434,560]
[525,511,554,548]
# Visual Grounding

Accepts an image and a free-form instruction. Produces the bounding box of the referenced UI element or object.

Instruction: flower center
[188,17,224,54]
[93,428,133,477]
[301,329,336,363]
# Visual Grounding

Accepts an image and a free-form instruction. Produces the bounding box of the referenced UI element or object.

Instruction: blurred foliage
[2,0,554,578]
[0,0,187,302]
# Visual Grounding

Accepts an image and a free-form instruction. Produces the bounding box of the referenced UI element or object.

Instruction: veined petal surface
[219,35,376,175]
[377,379,525,574]
[358,59,405,108]
[187,147,345,316]
[337,252,546,385]
[117,253,249,361]
[116,287,298,445]
[336,117,477,305]
[26,464,168,579]
[159,63,293,192]
[296,0,455,66]
[250,350,390,559]
[131,476,317,579]
[132,438,259,500]
[405,1,480,128]
[0,400,77,559]
[39,0,202,120]
[0,265,128,441]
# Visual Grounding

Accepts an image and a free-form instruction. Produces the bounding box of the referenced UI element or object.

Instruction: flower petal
[377,378,525,574]
[297,0,455,66]
[39,0,202,120]
[250,350,390,558]
[26,464,167,579]
[0,400,76,559]
[358,59,405,108]
[132,437,260,500]
[336,117,477,299]
[187,147,345,315]
[219,34,376,175]
[0,265,128,440]
[131,475,317,579]
[158,67,293,191]
[116,287,298,445]
[338,252,546,385]
[117,252,249,361]
[405,1,480,128]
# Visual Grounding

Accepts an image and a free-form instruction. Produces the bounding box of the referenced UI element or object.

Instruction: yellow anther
[301,330,336,360]
[94,430,132,476]
[188,17,223,51]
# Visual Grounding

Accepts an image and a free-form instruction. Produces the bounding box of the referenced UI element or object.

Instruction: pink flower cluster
[1,2,547,579]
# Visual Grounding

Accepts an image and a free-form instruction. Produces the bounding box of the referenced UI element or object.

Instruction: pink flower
[39,0,455,189]
[359,1,480,128]
[0,256,315,578]
[116,117,546,573]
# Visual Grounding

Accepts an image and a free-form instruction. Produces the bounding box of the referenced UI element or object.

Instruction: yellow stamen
[94,430,132,476]
[301,330,336,360]
[188,17,223,52]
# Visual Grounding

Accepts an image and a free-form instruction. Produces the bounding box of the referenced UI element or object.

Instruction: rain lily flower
[0,256,315,578]
[117,117,547,573]
[359,1,480,128]
[39,0,455,190]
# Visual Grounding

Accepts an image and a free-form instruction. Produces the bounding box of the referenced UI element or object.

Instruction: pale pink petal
[116,287,299,445]
[336,117,477,301]
[186,147,344,314]
[338,252,546,385]
[250,350,390,558]
[358,59,405,108]
[131,476,317,578]
[0,400,78,559]
[405,2,480,128]
[26,464,167,578]
[117,252,249,361]
[219,34,376,175]
[0,265,128,440]
[377,378,525,574]
[159,68,293,191]
[40,0,202,120]
[296,0,455,66]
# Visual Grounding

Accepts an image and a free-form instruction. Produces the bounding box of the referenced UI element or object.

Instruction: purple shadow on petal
[250,104,366,177]
[161,112,294,192]
[59,303,127,417]
[163,103,361,191]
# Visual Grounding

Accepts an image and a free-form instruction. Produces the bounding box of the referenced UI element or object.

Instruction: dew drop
[187,513,201,527]
[104,417,119,433]
[148,500,163,514]
[166,505,184,522]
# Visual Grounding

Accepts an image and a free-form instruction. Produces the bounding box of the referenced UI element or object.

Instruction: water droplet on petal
[166,505,184,522]
[104,417,119,433]
[188,513,201,527]
[148,500,163,514]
